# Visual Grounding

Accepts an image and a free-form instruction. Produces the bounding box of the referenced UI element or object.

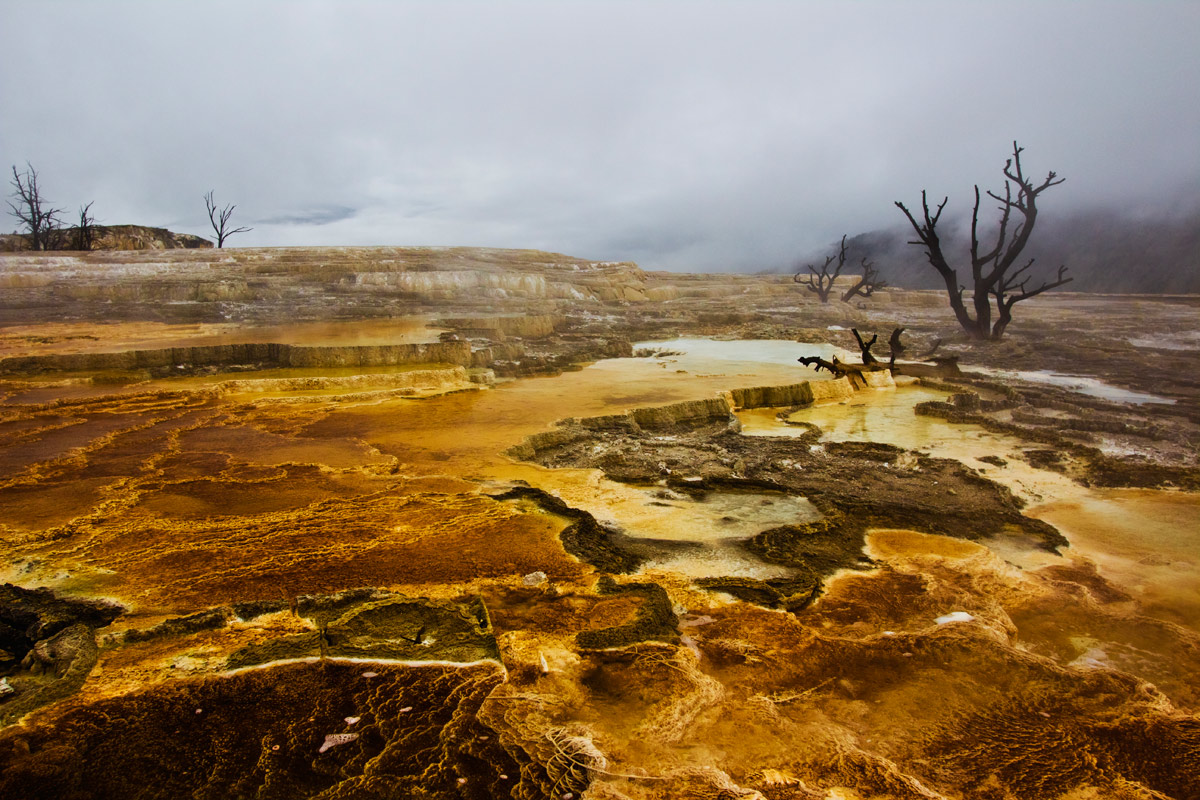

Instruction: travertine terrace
[1,247,1198,799]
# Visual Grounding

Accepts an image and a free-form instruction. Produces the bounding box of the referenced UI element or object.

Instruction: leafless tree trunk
[7,163,63,251]
[72,201,97,251]
[799,327,902,386]
[895,142,1072,340]
[840,258,886,303]
[797,355,848,376]
[795,234,848,303]
[851,328,880,366]
[850,327,910,369]
[204,190,252,248]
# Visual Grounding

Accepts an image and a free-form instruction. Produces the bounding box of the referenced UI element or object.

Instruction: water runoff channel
[502,336,1200,631]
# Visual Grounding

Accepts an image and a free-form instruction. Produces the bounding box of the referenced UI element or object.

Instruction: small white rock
[318,733,358,754]
[935,611,975,625]
[522,571,548,587]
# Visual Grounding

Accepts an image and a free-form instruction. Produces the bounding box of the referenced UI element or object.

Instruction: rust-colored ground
[2,296,1198,798]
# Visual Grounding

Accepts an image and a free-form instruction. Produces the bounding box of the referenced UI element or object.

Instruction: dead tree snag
[800,327,935,383]
[851,329,880,366]
[204,190,252,248]
[7,163,63,251]
[72,201,97,251]
[895,141,1071,340]
[796,235,848,303]
[841,258,887,303]
[797,355,847,377]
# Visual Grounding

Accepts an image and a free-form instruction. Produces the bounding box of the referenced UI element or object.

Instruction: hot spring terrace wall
[0,341,473,375]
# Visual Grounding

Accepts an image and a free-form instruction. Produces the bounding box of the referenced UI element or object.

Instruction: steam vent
[2,246,1199,799]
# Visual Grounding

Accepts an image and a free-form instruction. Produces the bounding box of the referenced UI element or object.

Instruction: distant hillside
[798,207,1200,294]
[0,224,212,252]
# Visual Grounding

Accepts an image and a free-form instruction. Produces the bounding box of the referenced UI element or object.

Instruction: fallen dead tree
[798,327,950,383]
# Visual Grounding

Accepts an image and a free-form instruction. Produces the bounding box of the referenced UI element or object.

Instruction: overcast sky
[2,1,1197,271]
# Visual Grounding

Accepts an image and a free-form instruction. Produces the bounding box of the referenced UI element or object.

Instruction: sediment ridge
[508,374,895,461]
[0,340,473,375]
[0,246,655,323]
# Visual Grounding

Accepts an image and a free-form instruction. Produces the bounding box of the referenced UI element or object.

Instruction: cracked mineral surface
[1,247,1198,799]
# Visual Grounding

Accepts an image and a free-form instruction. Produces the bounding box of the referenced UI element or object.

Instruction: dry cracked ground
[0,247,1198,800]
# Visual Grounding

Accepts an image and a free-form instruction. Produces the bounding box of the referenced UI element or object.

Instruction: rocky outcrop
[0,225,212,252]
[91,225,213,250]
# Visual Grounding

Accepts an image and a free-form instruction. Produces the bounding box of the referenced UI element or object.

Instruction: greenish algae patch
[575,576,679,650]
[693,575,821,611]
[227,594,499,670]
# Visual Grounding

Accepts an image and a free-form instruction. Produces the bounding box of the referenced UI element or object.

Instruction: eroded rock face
[0,246,652,324]
[0,225,213,252]
[0,585,126,726]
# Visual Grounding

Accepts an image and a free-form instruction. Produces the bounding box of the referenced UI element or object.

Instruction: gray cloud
[255,206,359,227]
[2,1,1197,270]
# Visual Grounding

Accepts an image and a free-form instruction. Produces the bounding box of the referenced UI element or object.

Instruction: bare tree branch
[204,190,252,248]
[851,329,879,365]
[7,163,64,251]
[73,201,97,251]
[797,355,846,377]
[840,257,887,303]
[794,234,848,303]
[895,142,1069,340]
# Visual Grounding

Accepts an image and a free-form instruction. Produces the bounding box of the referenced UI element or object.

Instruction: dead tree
[797,355,848,377]
[895,141,1072,340]
[795,234,848,303]
[798,328,898,387]
[802,327,930,383]
[840,258,886,303]
[852,327,912,369]
[851,329,880,366]
[886,328,905,368]
[7,163,63,251]
[204,190,252,247]
[72,201,97,251]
